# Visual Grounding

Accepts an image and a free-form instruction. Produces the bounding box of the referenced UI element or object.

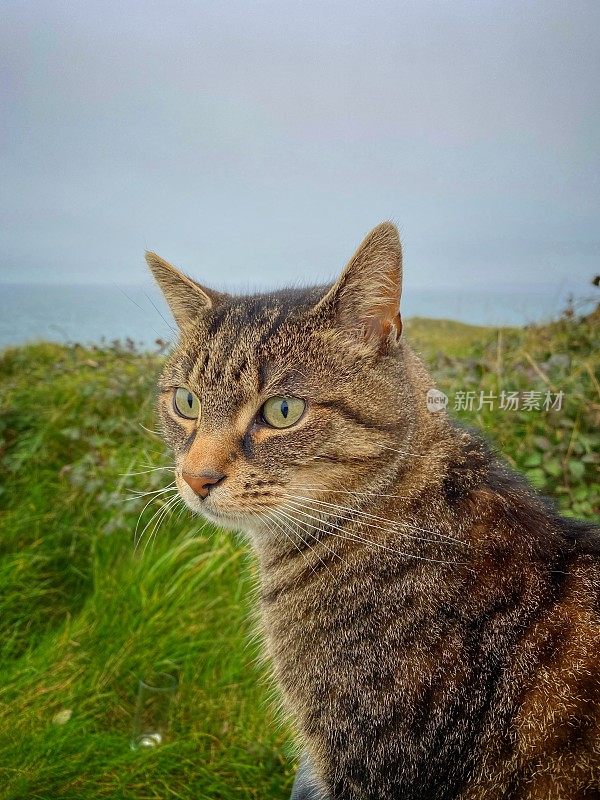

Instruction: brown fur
[147,223,600,799]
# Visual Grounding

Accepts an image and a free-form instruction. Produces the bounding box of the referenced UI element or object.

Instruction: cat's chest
[259,560,436,708]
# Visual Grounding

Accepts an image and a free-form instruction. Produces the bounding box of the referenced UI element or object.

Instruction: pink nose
[182,471,225,499]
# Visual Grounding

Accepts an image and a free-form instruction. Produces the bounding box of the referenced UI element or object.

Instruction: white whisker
[143,289,178,337]
[124,482,177,498]
[285,493,467,547]
[142,493,182,555]
[261,509,321,578]
[272,507,337,577]
[280,500,463,566]
[131,488,177,542]
[119,466,174,477]
[133,487,178,552]
[285,497,451,549]
[282,500,418,560]
[138,422,162,437]
[118,486,178,504]
[289,484,412,501]
[135,501,168,553]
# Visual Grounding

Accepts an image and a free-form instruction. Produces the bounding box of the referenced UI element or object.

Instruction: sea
[0,282,594,351]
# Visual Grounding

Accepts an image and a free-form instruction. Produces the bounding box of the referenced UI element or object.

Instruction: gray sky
[1,0,599,293]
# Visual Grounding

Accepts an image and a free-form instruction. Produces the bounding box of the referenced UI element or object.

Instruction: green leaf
[543,459,562,478]
[574,486,590,501]
[582,453,599,464]
[568,460,586,481]
[533,435,551,451]
[526,468,547,489]
[523,452,542,467]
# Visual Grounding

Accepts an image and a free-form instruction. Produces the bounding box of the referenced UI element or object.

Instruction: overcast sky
[1,0,599,293]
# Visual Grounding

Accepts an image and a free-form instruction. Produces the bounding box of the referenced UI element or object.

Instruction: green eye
[173,387,200,420]
[261,396,305,429]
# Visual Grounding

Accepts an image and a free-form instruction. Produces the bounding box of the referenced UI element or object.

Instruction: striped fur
[148,223,600,799]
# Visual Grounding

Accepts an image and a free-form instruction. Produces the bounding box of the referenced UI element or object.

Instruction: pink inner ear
[363,312,402,342]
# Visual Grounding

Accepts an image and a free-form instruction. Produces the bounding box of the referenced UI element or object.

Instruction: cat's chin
[187,505,279,542]
[187,502,258,536]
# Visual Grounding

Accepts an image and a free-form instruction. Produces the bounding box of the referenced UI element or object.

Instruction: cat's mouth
[176,476,265,531]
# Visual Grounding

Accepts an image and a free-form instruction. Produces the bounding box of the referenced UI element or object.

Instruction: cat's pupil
[281,400,289,418]
[187,392,193,408]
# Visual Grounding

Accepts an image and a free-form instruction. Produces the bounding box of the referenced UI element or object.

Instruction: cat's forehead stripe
[165,288,327,419]
[188,300,287,388]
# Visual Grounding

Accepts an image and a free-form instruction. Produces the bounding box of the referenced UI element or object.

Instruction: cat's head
[147,223,424,544]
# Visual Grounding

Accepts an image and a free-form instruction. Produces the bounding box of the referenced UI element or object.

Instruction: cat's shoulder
[447,419,600,556]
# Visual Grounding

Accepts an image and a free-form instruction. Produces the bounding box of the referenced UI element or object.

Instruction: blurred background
[1,0,599,346]
[1,4,598,800]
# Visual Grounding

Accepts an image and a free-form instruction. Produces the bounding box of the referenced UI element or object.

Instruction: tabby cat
[146,223,600,800]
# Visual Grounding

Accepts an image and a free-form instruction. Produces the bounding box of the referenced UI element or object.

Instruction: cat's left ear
[314,221,403,345]
[145,251,226,329]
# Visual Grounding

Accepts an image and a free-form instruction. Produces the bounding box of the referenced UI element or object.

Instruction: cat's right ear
[312,222,403,347]
[145,251,226,329]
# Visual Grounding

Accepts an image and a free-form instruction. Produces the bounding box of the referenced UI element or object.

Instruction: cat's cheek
[158,412,193,452]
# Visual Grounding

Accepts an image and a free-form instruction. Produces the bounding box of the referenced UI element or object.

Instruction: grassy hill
[0,314,598,799]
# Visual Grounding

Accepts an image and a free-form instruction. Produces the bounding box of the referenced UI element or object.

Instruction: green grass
[0,314,598,799]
